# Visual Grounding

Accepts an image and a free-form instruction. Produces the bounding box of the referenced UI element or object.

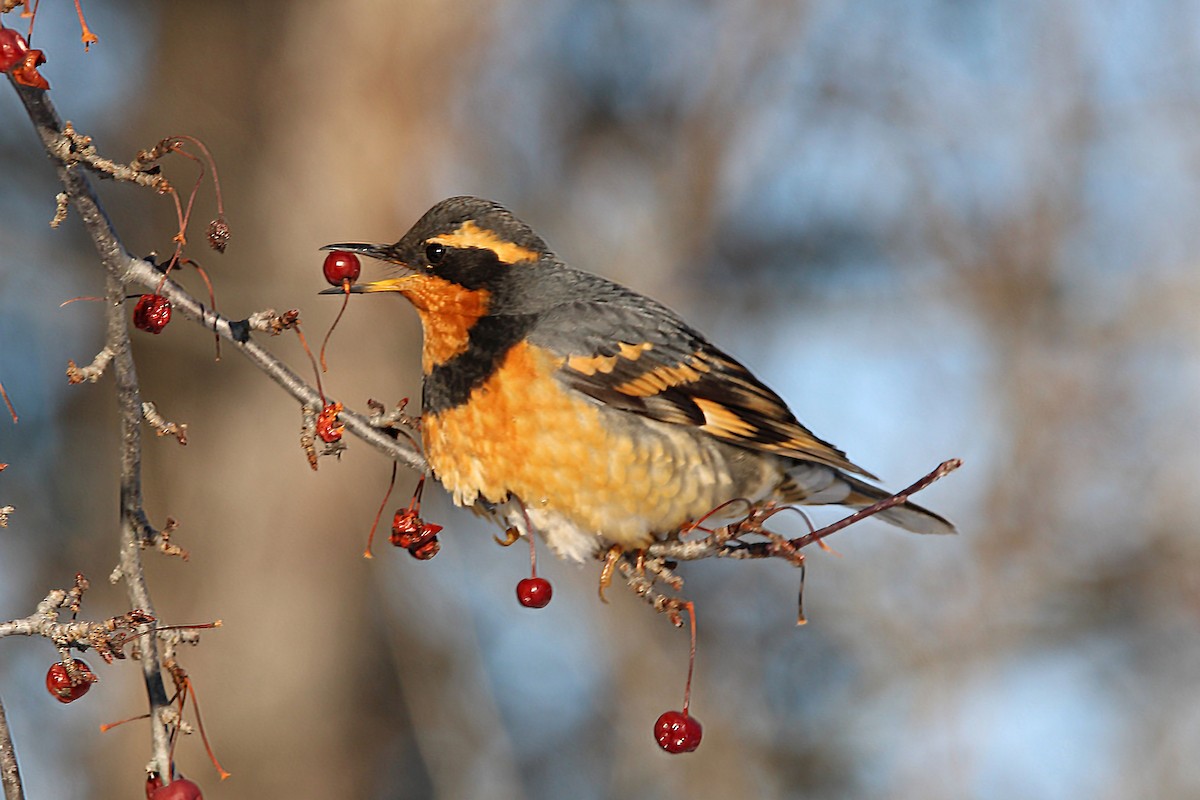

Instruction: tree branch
[10,78,427,474]
[11,74,174,777]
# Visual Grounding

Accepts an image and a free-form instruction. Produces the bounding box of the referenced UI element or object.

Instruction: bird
[322,196,953,564]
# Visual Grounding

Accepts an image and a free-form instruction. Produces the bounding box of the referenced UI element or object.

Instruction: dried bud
[206,217,230,253]
[315,402,344,444]
[12,48,49,90]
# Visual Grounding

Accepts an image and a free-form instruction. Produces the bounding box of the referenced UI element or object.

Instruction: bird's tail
[778,463,955,535]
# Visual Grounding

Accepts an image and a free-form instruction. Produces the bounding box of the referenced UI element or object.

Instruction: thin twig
[787,458,962,550]
[126,257,423,469]
[65,346,115,384]
[141,402,188,445]
[646,458,962,563]
[0,694,23,800]
[0,582,156,663]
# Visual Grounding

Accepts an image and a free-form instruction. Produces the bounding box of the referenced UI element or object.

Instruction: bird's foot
[612,555,690,623]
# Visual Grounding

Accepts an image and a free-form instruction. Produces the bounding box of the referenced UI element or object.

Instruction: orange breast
[422,341,747,547]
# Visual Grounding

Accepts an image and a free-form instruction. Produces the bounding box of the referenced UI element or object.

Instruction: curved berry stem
[318,285,352,372]
[363,462,399,559]
[682,601,696,716]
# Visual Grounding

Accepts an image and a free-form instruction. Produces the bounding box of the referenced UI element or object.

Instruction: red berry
[132,294,172,333]
[391,511,442,558]
[516,576,552,608]
[0,27,28,72]
[322,250,361,286]
[45,659,96,703]
[654,709,702,753]
[146,773,163,800]
[149,777,203,800]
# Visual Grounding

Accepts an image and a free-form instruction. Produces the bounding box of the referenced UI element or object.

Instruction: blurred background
[2,1,1199,798]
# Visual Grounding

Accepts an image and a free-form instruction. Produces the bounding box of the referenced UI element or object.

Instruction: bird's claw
[493,526,521,547]
[598,544,623,603]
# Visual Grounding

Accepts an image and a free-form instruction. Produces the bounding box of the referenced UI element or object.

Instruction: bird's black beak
[320,242,396,260]
[318,242,411,295]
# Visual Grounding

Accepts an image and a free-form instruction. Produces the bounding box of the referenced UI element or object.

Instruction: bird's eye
[425,242,446,266]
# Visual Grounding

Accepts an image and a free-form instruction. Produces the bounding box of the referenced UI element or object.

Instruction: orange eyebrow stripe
[429,221,540,264]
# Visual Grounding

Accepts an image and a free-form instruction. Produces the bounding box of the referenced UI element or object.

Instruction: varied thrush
[323,196,953,562]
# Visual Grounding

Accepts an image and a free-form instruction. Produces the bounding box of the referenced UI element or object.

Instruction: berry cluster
[391,509,442,560]
[385,476,442,559]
